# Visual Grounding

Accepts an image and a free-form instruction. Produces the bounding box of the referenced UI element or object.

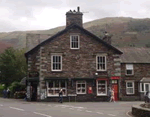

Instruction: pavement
[0,98,143,117]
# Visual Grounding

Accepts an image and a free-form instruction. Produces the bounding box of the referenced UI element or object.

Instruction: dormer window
[70,35,80,49]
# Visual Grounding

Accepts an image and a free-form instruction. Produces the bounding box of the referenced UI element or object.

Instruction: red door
[112,84,118,101]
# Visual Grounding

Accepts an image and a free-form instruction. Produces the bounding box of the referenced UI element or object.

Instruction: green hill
[1,17,150,50]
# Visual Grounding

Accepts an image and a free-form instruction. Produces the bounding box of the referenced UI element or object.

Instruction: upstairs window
[51,55,62,71]
[96,55,107,71]
[70,35,80,49]
[126,64,134,75]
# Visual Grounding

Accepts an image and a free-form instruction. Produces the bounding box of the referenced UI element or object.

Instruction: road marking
[97,112,104,114]
[86,110,92,113]
[34,112,52,117]
[108,114,116,116]
[9,107,24,111]
[69,108,74,110]
[61,106,66,108]
[77,109,82,111]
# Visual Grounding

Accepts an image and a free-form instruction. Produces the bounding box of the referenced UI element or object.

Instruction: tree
[0,47,27,87]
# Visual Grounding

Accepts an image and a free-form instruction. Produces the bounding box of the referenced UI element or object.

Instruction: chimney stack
[102,31,112,45]
[66,6,83,27]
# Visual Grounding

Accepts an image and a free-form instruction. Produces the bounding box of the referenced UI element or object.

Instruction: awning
[140,77,150,83]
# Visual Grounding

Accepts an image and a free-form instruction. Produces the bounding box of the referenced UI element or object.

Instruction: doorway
[31,82,38,101]
[112,80,119,101]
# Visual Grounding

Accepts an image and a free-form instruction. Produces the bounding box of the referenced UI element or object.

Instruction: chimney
[102,31,112,45]
[66,6,83,27]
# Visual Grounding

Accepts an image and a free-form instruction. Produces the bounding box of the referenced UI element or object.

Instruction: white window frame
[76,81,86,94]
[126,81,134,94]
[126,64,134,75]
[140,83,144,92]
[96,55,107,71]
[46,81,67,97]
[97,80,107,96]
[51,54,62,71]
[70,35,80,49]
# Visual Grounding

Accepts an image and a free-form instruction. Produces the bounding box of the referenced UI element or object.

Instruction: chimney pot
[77,7,80,12]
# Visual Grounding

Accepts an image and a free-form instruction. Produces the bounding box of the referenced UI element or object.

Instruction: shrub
[8,81,26,98]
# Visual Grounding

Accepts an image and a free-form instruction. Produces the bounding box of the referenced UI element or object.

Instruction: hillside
[1,17,150,50]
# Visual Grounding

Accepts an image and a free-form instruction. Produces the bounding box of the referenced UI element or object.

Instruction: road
[0,98,143,117]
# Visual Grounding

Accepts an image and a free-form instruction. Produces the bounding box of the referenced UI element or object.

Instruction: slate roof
[140,77,150,82]
[119,47,150,63]
[25,24,122,57]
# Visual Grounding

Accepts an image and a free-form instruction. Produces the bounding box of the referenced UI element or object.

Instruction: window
[96,55,107,71]
[97,80,107,96]
[70,35,79,49]
[140,83,150,93]
[47,80,67,96]
[51,55,62,71]
[76,81,86,94]
[126,81,134,94]
[126,64,134,75]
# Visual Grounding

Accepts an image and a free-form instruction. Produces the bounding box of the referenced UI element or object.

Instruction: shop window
[47,80,67,96]
[126,81,134,94]
[76,81,86,94]
[97,80,107,96]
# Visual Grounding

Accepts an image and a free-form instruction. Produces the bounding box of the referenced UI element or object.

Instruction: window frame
[70,35,80,49]
[96,55,107,71]
[76,80,86,94]
[126,64,134,75]
[51,54,62,71]
[46,80,67,97]
[126,81,135,95]
[97,80,107,96]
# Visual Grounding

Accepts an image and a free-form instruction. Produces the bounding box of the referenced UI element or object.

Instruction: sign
[29,71,39,77]
[88,87,93,94]
[111,76,120,80]
[68,94,77,96]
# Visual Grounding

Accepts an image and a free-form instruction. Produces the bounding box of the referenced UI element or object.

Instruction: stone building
[25,7,123,102]
[119,47,150,101]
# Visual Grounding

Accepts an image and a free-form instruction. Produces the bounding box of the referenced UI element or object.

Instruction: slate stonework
[121,63,150,100]
[26,26,121,101]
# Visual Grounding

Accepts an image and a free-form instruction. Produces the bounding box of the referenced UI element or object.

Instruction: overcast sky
[0,0,149,32]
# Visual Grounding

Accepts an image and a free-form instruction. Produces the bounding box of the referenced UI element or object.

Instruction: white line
[61,107,66,108]
[97,112,104,114]
[34,112,52,117]
[86,110,92,113]
[126,111,132,117]
[108,114,116,116]
[77,109,82,111]
[9,107,24,111]
[69,108,74,110]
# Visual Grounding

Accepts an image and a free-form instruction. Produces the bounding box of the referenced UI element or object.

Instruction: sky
[0,0,150,32]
